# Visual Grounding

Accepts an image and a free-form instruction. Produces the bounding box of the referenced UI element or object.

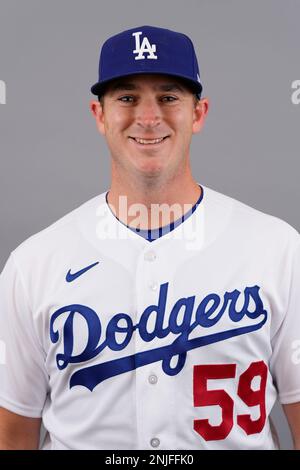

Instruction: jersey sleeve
[0,253,48,417]
[270,236,300,404]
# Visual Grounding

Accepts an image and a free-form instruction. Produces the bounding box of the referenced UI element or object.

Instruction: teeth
[134,137,165,144]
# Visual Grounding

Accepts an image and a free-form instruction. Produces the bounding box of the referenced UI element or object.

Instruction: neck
[107,170,201,230]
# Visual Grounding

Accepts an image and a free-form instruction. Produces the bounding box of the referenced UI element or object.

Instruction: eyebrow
[108,81,185,93]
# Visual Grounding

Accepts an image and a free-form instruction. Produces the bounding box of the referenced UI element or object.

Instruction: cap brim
[91,71,202,97]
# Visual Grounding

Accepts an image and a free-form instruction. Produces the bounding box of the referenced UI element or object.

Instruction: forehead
[104,74,193,94]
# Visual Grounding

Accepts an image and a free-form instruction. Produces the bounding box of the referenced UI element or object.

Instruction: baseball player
[0,25,299,450]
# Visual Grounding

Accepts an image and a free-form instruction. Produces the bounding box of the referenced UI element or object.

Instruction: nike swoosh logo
[66,262,99,283]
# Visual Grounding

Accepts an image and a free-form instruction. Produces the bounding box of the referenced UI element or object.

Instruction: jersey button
[150,438,160,448]
[148,374,158,385]
[144,251,156,262]
[149,282,158,291]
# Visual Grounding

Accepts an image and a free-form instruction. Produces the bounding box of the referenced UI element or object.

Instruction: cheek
[168,108,193,131]
[104,109,132,136]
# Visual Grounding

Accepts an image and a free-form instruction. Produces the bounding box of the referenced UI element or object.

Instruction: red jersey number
[193,361,268,441]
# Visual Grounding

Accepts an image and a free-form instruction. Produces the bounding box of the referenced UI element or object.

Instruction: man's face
[90,74,208,180]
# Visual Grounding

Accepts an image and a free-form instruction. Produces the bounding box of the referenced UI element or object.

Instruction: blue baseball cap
[91,25,203,98]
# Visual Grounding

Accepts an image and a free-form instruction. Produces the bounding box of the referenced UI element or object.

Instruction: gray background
[0,0,299,450]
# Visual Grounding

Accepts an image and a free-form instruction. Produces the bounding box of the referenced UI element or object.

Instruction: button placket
[136,246,174,449]
[135,248,159,448]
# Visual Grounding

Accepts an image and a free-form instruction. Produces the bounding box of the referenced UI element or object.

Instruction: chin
[135,161,166,177]
[137,153,169,169]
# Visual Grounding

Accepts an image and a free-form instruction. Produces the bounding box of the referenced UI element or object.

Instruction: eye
[118,95,135,103]
[161,95,178,102]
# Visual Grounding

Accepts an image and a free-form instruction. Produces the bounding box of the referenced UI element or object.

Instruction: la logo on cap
[132,31,158,60]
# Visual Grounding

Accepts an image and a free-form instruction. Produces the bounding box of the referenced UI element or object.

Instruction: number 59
[193,361,268,441]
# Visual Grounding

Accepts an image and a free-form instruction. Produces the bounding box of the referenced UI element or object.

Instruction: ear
[90,100,106,135]
[192,97,209,134]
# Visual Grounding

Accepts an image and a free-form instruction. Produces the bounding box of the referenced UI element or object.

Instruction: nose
[135,97,162,129]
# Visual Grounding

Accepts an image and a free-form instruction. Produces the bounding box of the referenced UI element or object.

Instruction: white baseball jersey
[0,184,299,450]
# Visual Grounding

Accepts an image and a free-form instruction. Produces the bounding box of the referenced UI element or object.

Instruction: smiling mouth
[129,136,169,145]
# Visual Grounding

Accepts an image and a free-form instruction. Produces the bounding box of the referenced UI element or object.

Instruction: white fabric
[0,185,299,450]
